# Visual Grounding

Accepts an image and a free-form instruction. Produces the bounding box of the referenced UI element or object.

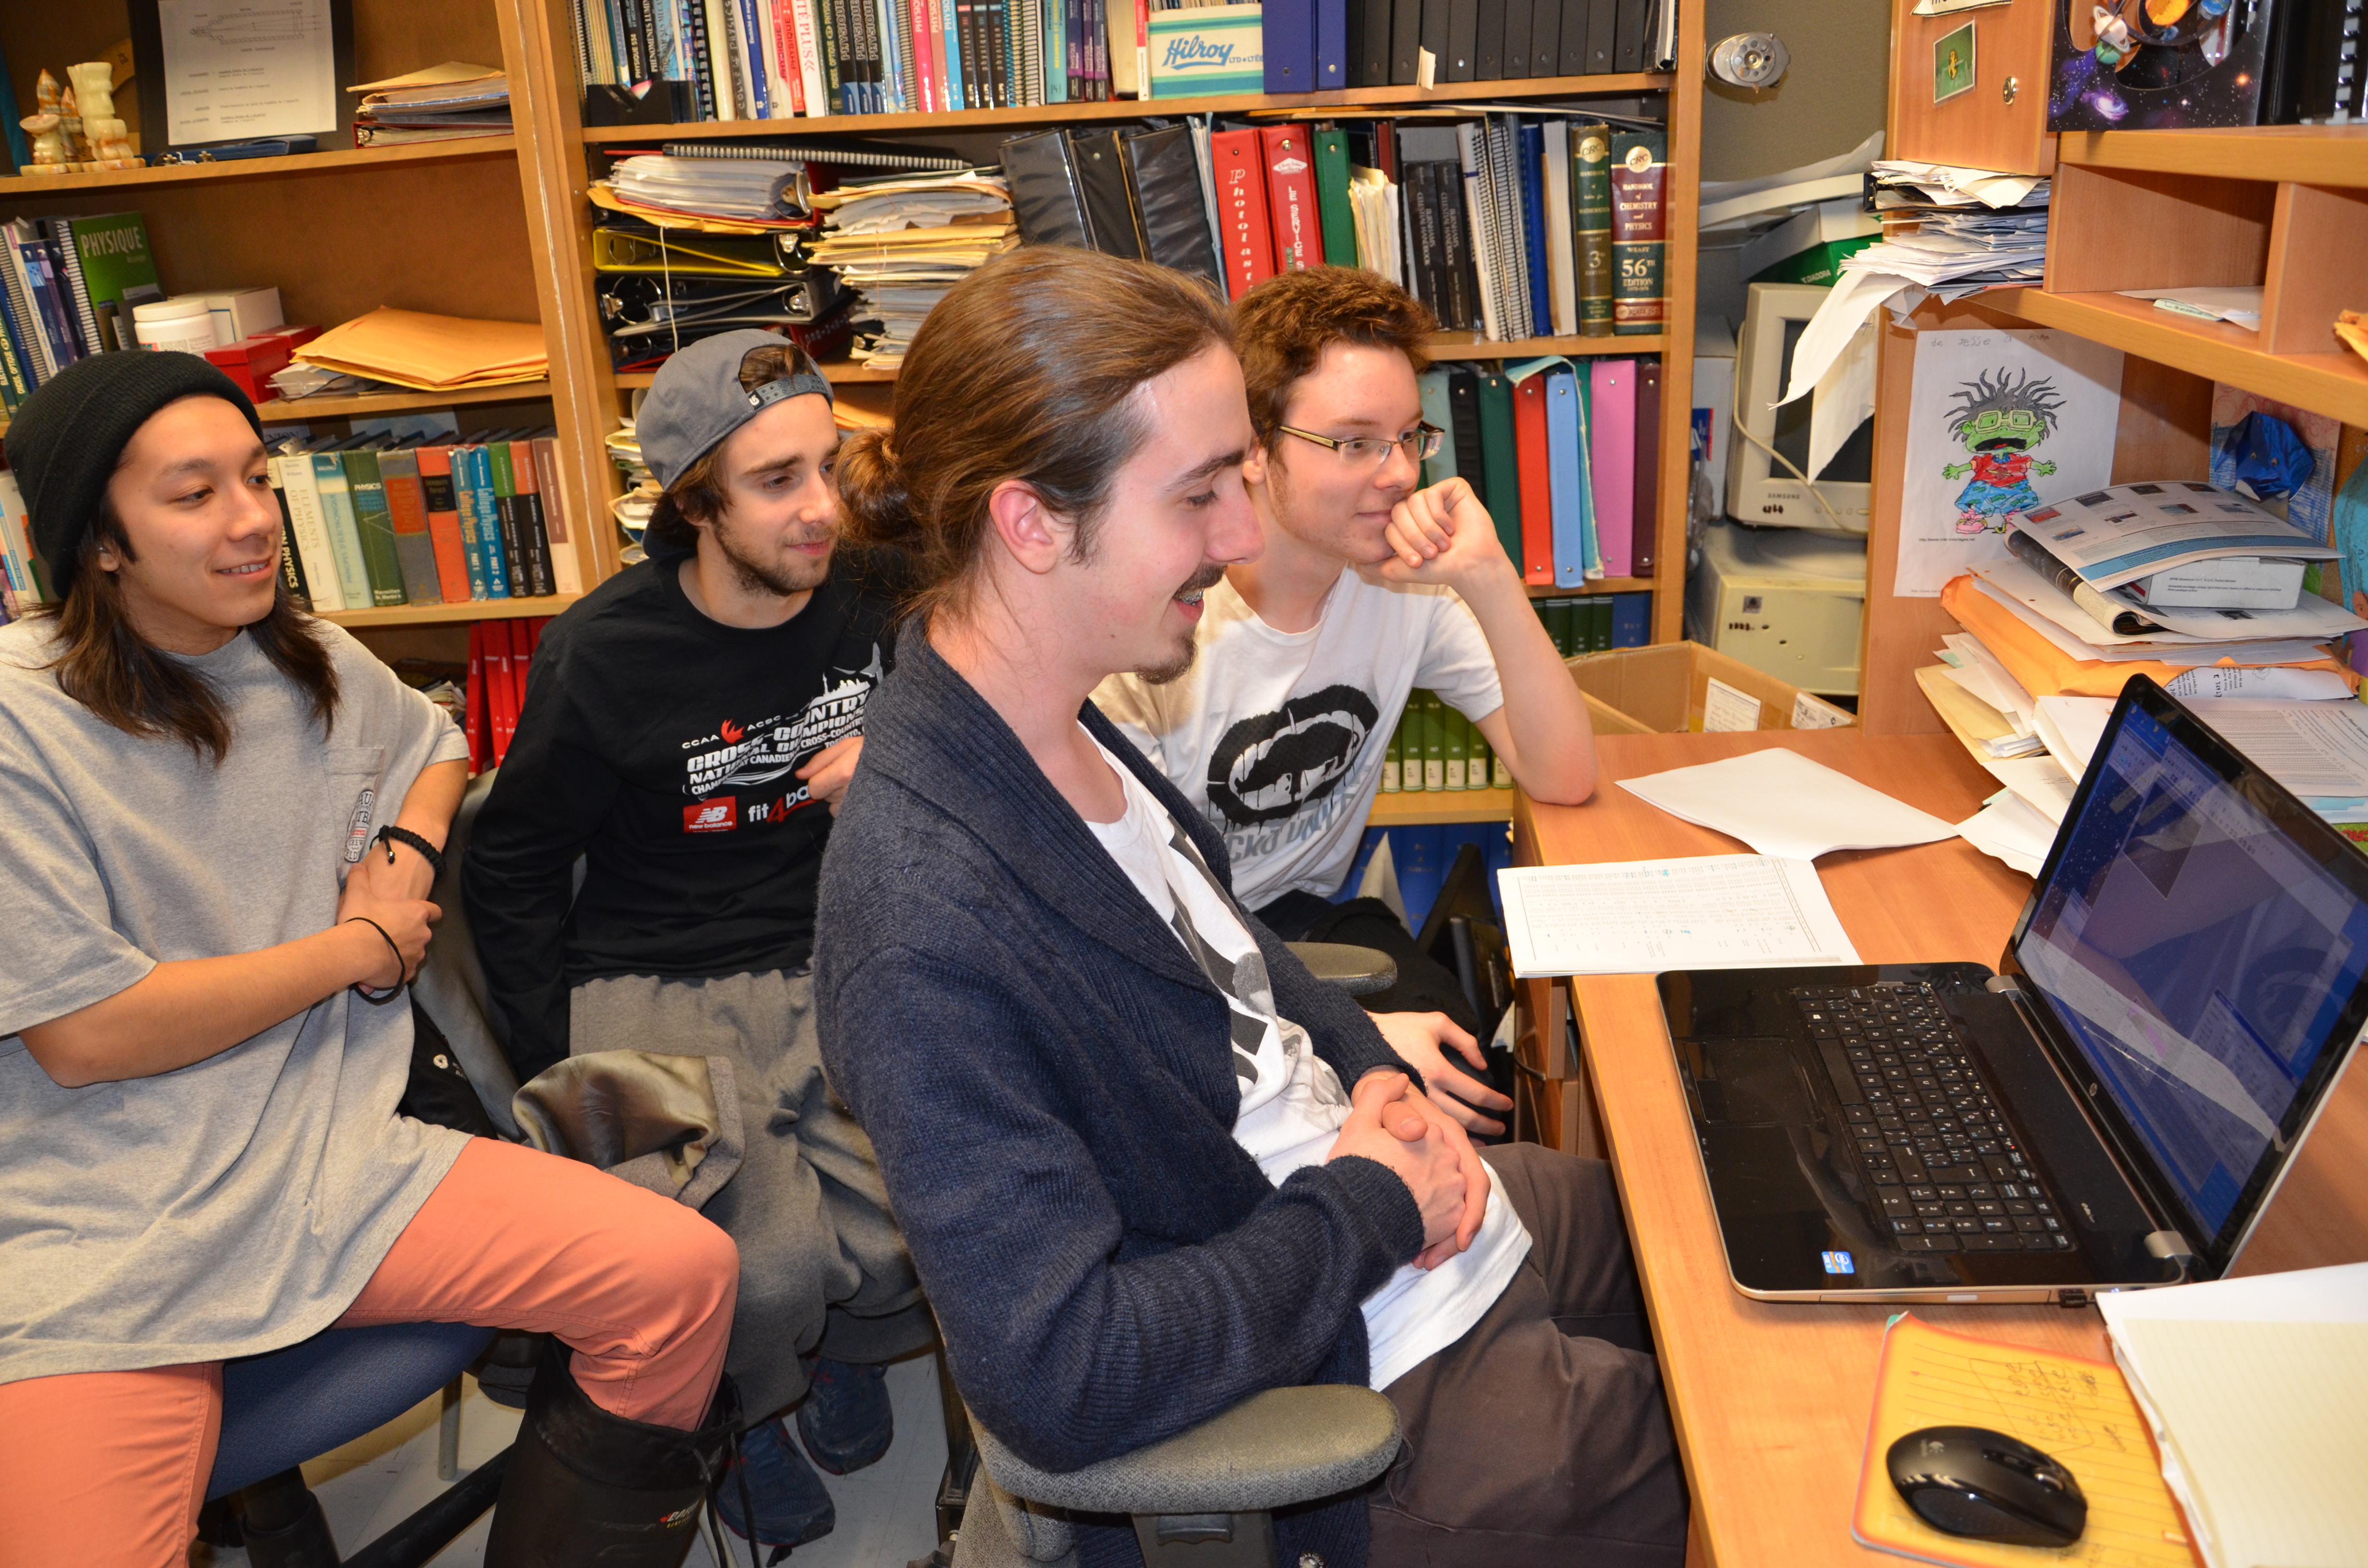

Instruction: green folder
[1475,371,1522,567]
[342,448,409,608]
[1421,691,1446,792]
[1312,127,1359,268]
[1445,707,1470,791]
[1470,729,1493,792]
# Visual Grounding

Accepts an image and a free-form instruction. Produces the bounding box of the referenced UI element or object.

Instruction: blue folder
[1546,367,1597,588]
[1265,0,1318,91]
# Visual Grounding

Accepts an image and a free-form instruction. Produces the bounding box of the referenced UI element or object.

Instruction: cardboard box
[1148,4,1263,97]
[1568,640,1856,735]
[202,333,295,404]
[198,287,284,348]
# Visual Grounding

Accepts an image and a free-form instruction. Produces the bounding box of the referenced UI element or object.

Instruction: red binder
[1512,373,1556,586]
[464,623,491,773]
[484,619,519,766]
[1209,129,1277,299]
[1259,124,1321,273]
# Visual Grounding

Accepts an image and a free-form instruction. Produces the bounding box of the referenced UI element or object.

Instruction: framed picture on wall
[127,0,357,159]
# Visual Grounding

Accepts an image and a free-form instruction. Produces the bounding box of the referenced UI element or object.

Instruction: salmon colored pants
[0,1137,740,1568]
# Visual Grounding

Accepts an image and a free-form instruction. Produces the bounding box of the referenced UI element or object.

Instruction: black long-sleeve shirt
[465,554,896,1079]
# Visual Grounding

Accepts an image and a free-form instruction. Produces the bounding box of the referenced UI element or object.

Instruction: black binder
[1392,0,1426,82]
[1503,0,1533,79]
[1446,368,1485,506]
[1613,0,1645,72]
[1557,0,1589,75]
[1585,0,1616,71]
[1530,0,1560,77]
[1122,125,1222,289]
[1475,0,1505,79]
[999,128,1095,248]
[1446,0,1479,80]
[1071,129,1147,260]
[1354,0,1394,86]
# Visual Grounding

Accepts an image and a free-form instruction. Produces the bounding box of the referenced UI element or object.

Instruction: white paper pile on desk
[806,172,1014,369]
[2098,1262,2368,1568]
[1917,483,2368,873]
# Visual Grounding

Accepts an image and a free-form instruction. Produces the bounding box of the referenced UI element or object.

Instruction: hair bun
[834,426,919,550]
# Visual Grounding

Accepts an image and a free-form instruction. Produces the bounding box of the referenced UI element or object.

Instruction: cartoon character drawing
[1940,368,2066,535]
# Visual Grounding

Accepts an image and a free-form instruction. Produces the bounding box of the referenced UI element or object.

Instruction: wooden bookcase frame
[2,0,1704,650]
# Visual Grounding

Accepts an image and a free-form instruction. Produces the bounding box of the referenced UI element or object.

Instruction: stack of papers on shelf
[296,308,546,391]
[2098,1263,2368,1568]
[807,172,1014,369]
[1869,160,2050,211]
[1615,748,1961,861]
[1497,856,1861,977]
[601,156,817,228]
[350,62,511,147]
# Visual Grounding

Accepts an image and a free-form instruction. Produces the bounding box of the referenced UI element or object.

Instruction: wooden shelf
[580,75,1675,143]
[2057,125,2368,188]
[1986,287,2368,428]
[1425,332,1664,359]
[613,364,894,388]
[1370,786,1515,826]
[1529,577,1655,598]
[257,381,558,422]
[322,594,580,628]
[0,137,519,195]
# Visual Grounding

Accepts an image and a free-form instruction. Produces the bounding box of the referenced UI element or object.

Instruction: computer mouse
[1887,1425,2087,1547]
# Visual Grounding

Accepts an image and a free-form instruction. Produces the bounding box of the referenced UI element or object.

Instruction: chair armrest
[971,1386,1400,1518]
[1287,942,1398,998]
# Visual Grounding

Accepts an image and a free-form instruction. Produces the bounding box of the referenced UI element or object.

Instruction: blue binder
[1316,0,1351,89]
[1517,122,1552,341]
[1545,367,1596,588]
[1265,0,1318,91]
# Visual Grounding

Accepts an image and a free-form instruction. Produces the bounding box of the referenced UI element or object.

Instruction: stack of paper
[350,62,511,148]
[599,156,817,229]
[296,308,546,392]
[807,172,1015,369]
[2098,1263,2368,1568]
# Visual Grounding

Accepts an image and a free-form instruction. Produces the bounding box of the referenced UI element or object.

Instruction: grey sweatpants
[573,968,927,1421]
[1370,1142,1690,1568]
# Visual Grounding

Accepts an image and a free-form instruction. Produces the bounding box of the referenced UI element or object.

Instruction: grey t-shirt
[0,616,473,1385]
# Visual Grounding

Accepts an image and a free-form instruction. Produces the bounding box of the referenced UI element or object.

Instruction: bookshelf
[3,0,1706,663]
[1369,785,1517,827]
[1858,0,2368,734]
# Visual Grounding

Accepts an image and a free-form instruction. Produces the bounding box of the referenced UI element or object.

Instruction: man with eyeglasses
[1095,268,1596,1136]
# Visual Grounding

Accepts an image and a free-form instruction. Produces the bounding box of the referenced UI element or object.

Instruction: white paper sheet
[2183,698,2368,797]
[1955,793,2053,876]
[1970,567,2330,663]
[1496,855,1861,977]
[158,0,340,145]
[2035,695,2115,776]
[2119,286,2264,330]
[1986,756,2076,823]
[1894,329,2124,598]
[1615,747,1960,861]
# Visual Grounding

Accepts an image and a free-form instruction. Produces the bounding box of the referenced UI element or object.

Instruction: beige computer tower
[1685,522,1866,697]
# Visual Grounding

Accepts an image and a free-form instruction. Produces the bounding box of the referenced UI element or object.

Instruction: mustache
[1177,561,1227,597]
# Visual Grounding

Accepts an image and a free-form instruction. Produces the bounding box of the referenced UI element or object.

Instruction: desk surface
[1515,729,2364,1568]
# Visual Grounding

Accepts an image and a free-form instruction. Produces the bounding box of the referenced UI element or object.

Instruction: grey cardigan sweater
[814,632,1427,1568]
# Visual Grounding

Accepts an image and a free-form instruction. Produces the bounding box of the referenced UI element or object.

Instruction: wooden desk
[1513,729,2368,1567]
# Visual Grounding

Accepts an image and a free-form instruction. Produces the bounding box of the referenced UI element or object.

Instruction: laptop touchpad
[1693,1038,1816,1126]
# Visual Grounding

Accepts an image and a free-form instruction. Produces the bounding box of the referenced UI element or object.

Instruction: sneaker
[714,1415,835,1559]
[795,1358,894,1475]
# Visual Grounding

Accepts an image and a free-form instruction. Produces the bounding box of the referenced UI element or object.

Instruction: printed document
[158,0,339,145]
[1616,747,1961,861]
[1497,855,1860,977]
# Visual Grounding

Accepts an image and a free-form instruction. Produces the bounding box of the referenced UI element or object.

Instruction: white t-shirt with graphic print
[1094,569,1503,912]
[1084,737,1530,1391]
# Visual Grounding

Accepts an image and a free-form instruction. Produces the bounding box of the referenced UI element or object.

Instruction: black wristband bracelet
[376,824,445,880]
[345,916,408,1003]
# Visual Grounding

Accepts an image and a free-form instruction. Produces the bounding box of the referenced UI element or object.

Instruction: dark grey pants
[1369,1143,1689,1568]
[573,968,928,1421]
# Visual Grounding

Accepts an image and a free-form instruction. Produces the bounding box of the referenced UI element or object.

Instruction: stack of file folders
[1918,482,2368,876]
[296,308,548,392]
[806,171,1015,369]
[350,63,512,148]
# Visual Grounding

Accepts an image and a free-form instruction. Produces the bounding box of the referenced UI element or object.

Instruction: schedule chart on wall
[1498,855,1862,977]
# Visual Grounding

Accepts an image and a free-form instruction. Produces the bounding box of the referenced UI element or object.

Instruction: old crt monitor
[1727,282,1873,534]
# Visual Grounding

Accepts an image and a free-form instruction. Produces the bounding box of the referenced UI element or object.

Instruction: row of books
[1380,689,1505,794]
[464,617,554,773]
[1418,355,1659,584]
[1535,589,1649,655]
[0,467,40,618]
[1262,0,1673,92]
[272,432,585,615]
[573,0,1125,119]
[0,212,162,410]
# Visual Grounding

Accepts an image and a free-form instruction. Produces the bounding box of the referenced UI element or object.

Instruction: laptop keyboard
[1790,983,2075,1256]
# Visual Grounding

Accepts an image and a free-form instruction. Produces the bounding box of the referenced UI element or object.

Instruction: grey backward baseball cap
[637,329,834,489]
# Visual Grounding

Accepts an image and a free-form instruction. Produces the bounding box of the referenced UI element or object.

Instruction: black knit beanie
[2,351,266,595]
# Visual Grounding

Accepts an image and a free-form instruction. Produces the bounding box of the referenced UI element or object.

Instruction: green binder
[1421,691,1446,792]
[341,448,409,608]
[1312,127,1359,267]
[1382,723,1403,793]
[1445,707,1470,791]
[1475,370,1523,567]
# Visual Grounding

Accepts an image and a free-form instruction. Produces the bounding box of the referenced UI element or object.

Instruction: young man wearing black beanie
[464,330,922,1557]
[0,351,743,1568]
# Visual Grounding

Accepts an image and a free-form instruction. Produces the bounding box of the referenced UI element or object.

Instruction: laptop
[1658,675,2368,1303]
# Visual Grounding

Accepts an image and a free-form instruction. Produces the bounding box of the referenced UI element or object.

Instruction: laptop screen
[2016,698,2368,1253]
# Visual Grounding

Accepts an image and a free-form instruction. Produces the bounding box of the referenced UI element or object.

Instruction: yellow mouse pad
[1852,1314,2198,1568]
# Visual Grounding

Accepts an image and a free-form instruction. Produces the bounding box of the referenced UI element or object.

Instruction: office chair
[206,1321,503,1567]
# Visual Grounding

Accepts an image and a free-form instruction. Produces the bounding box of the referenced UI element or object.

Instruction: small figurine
[66,61,115,121]
[19,112,67,171]
[35,69,61,116]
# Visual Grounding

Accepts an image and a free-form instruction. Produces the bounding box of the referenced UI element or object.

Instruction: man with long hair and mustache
[465,332,921,1558]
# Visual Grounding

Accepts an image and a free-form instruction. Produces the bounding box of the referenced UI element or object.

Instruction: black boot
[483,1344,738,1568]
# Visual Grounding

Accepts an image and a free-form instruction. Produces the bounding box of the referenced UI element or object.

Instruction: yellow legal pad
[1853,1314,2198,1568]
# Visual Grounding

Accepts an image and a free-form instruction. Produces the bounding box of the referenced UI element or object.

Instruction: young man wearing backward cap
[464,331,922,1557]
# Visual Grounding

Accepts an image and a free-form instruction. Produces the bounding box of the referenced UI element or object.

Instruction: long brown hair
[833,247,1233,625]
[35,491,340,765]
